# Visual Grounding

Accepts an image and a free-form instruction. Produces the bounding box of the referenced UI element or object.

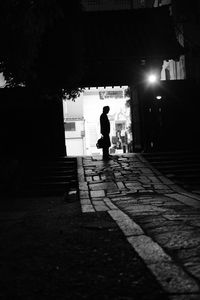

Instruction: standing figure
[100,106,111,160]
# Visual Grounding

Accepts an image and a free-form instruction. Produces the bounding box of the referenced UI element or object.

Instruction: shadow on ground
[0,195,168,299]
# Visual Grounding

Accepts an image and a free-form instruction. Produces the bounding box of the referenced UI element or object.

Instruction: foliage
[125,87,131,107]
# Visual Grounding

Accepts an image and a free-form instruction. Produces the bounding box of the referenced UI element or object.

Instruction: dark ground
[0,193,168,299]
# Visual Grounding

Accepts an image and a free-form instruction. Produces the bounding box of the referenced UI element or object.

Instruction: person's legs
[102,134,111,160]
[103,147,110,159]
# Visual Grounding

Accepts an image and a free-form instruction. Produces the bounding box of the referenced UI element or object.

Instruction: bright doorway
[63,86,133,156]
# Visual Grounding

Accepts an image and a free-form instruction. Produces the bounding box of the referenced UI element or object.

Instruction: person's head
[103,106,110,114]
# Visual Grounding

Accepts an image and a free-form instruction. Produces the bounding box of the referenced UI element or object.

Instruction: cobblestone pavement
[78,154,200,300]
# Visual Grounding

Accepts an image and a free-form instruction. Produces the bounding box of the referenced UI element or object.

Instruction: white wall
[63,93,83,119]
[66,138,84,156]
[64,120,85,156]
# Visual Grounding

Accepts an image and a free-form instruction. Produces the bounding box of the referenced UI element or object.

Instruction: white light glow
[156,95,162,100]
[148,74,157,84]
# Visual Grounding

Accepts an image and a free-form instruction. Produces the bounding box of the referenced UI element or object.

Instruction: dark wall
[0,88,66,158]
[138,80,200,152]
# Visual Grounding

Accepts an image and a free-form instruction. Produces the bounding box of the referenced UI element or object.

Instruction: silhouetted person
[100,106,111,160]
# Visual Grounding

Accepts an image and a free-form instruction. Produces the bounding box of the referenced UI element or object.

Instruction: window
[165,68,171,80]
[99,90,124,99]
[64,122,76,131]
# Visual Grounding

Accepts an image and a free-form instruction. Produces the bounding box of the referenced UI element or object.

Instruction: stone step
[158,167,200,175]
[141,151,200,193]
[31,175,77,182]
[21,181,78,196]
[20,157,78,197]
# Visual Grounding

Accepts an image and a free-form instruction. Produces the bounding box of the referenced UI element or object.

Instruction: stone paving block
[121,209,164,217]
[161,201,185,207]
[81,204,95,213]
[125,191,138,196]
[156,189,174,194]
[116,181,126,190]
[127,235,171,264]
[125,182,141,188]
[117,204,167,215]
[79,190,90,199]
[174,246,200,261]
[141,220,185,231]
[183,259,200,280]
[158,175,174,185]
[125,187,138,193]
[170,185,186,193]
[90,180,105,184]
[78,182,88,191]
[134,215,172,225]
[142,184,152,188]
[114,173,122,178]
[89,182,116,191]
[138,189,154,194]
[165,193,200,208]
[140,176,152,183]
[116,198,139,205]
[92,200,105,206]
[140,167,154,174]
[94,205,109,212]
[80,199,92,205]
[148,262,199,293]
[90,190,105,198]
[93,176,100,181]
[86,176,92,182]
[103,198,118,210]
[77,171,85,182]
[89,197,105,201]
[163,213,200,221]
[108,210,144,236]
[181,192,200,202]
[107,192,121,197]
[110,196,137,202]
[148,176,161,183]
[139,199,162,205]
[152,230,200,250]
[153,184,169,190]
[85,170,96,175]
[125,177,140,181]
[147,224,194,235]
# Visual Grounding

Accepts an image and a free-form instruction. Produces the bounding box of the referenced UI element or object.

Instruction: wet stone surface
[151,230,200,249]
[89,182,118,191]
[80,154,200,292]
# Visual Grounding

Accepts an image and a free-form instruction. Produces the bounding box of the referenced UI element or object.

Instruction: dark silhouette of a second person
[100,106,111,160]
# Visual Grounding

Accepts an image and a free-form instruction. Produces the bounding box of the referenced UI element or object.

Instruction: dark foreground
[0,195,167,300]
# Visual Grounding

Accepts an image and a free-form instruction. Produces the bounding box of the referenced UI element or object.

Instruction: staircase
[141,150,200,194]
[20,157,78,197]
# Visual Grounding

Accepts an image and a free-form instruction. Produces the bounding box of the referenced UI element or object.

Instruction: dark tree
[0,0,84,99]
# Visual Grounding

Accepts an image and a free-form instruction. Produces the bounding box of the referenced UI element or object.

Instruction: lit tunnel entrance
[63,86,133,156]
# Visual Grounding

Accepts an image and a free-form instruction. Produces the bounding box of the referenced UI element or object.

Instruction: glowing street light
[147,73,158,84]
[156,95,162,100]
